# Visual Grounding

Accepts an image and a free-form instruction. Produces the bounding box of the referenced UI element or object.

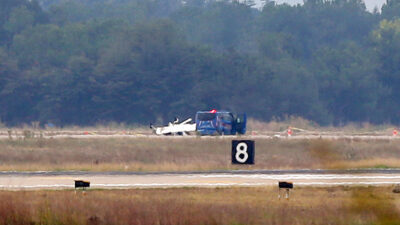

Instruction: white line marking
[188,174,400,180]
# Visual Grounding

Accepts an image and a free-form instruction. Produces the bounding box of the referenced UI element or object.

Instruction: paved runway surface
[2,169,400,190]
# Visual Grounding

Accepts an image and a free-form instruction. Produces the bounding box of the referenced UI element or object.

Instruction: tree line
[1,0,400,126]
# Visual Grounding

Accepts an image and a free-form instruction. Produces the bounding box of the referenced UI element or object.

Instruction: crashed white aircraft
[150,118,196,136]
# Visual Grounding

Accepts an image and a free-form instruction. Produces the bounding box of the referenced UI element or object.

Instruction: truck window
[197,113,216,121]
[218,113,233,122]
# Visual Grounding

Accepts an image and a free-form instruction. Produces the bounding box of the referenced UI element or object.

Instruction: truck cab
[195,110,246,135]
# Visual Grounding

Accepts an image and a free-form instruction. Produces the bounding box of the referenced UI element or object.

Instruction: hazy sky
[252,0,387,12]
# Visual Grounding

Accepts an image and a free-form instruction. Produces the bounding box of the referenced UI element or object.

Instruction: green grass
[373,164,391,169]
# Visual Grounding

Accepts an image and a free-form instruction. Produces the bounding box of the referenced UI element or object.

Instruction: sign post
[278,182,293,199]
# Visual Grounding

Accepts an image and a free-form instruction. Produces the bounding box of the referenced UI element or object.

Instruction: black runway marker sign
[75,180,90,189]
[232,140,255,164]
[279,182,293,189]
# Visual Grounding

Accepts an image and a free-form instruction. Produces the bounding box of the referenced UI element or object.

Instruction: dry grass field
[0,137,400,171]
[0,186,399,225]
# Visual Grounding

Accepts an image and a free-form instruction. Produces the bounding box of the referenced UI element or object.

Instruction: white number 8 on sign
[235,142,249,163]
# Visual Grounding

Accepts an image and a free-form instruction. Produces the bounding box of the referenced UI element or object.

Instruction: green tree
[94,20,207,123]
[4,6,35,34]
[372,19,400,123]
[172,1,256,52]
[313,42,387,123]
[0,0,47,44]
[382,0,400,19]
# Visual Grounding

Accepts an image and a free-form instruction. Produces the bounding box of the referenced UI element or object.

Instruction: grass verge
[1,137,400,171]
[0,186,398,225]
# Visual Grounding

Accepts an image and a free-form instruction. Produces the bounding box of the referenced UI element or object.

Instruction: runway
[2,169,400,190]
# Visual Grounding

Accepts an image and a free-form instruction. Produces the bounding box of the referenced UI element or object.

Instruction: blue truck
[195,110,247,135]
